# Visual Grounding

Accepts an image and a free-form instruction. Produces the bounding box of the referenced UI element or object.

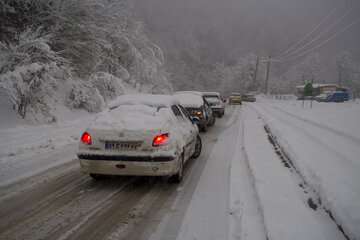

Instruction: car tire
[192,135,202,159]
[211,117,216,126]
[170,153,184,183]
[200,124,207,132]
[89,173,106,180]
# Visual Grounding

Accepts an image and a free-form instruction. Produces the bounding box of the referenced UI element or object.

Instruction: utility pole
[264,56,271,95]
[338,67,343,87]
[253,56,259,88]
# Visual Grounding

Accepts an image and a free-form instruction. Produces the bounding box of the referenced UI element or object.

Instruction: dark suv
[203,92,225,118]
[174,91,215,132]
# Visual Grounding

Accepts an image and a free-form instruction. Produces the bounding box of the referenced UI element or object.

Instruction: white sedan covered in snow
[77,94,202,183]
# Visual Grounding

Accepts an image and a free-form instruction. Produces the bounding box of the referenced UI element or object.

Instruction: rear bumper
[192,117,207,129]
[211,108,225,116]
[78,155,179,176]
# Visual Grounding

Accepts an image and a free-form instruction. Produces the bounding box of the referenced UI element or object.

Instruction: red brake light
[152,133,169,147]
[81,132,92,145]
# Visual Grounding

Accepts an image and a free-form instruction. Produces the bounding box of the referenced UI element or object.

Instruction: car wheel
[192,135,202,159]
[170,153,184,183]
[200,124,207,132]
[211,117,216,126]
[89,173,106,180]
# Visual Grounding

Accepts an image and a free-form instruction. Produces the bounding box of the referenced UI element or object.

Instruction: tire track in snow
[0,174,138,240]
[238,110,270,240]
[0,172,90,233]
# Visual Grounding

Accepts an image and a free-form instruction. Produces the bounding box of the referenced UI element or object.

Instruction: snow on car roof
[109,94,179,109]
[174,93,204,108]
[203,92,221,97]
[174,91,204,96]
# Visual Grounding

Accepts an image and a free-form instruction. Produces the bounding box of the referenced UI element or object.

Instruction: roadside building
[296,84,348,98]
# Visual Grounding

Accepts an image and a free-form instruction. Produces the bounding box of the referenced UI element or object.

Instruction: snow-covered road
[0,102,358,240]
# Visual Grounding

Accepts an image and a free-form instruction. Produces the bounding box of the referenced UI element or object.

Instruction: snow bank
[259,97,360,141]
[0,115,94,187]
[252,100,360,240]
[242,106,345,240]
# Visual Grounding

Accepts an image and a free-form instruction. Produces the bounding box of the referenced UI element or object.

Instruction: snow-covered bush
[66,80,105,113]
[90,72,125,102]
[0,0,172,122]
[0,29,69,122]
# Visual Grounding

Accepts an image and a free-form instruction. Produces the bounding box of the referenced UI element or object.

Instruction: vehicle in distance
[242,94,256,102]
[314,92,331,102]
[174,91,215,132]
[77,94,202,183]
[203,92,225,118]
[229,92,242,105]
[324,91,350,102]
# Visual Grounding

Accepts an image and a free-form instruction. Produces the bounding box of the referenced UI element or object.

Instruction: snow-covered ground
[250,97,360,240]
[243,105,346,240]
[1,99,359,240]
[0,114,94,187]
[148,101,359,240]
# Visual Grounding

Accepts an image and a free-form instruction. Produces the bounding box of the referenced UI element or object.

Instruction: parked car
[229,92,242,105]
[242,94,256,102]
[77,94,202,183]
[174,91,215,132]
[203,92,225,118]
[324,91,350,102]
[314,93,331,102]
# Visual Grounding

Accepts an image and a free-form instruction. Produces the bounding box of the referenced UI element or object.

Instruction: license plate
[105,141,142,151]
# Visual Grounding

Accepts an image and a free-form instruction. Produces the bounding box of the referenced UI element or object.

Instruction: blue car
[325,91,349,102]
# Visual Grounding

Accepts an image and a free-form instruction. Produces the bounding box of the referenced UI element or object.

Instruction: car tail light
[152,133,169,147]
[81,132,92,145]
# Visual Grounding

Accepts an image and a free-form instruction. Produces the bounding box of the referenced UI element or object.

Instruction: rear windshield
[204,96,221,104]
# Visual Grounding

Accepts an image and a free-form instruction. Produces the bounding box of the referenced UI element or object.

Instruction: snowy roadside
[242,105,346,240]
[258,97,360,141]
[0,114,94,187]
[173,108,240,240]
[228,109,267,240]
[250,99,360,240]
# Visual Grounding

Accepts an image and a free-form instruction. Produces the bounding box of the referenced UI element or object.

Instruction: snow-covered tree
[0,0,172,122]
[336,51,353,88]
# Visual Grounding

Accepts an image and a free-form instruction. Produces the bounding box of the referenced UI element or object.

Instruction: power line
[278,8,353,61]
[274,18,360,62]
[276,7,338,59]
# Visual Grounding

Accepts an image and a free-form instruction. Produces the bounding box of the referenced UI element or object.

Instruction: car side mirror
[190,116,200,125]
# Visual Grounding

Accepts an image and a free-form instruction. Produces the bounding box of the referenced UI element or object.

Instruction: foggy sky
[134,0,360,81]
